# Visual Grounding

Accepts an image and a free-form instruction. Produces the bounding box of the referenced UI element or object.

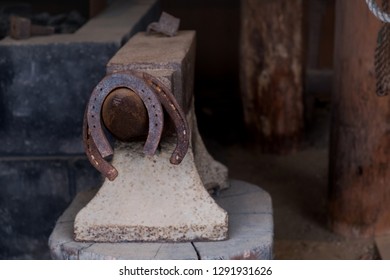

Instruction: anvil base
[49,180,273,259]
[74,139,228,242]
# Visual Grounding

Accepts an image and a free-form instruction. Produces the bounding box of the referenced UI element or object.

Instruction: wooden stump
[329,0,390,237]
[49,180,273,260]
[240,0,304,153]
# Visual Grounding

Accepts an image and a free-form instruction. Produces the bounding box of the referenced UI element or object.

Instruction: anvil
[74,31,229,242]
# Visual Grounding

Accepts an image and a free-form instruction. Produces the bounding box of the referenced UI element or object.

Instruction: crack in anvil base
[74,141,228,242]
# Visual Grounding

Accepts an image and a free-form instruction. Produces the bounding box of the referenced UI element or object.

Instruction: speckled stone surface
[73,138,229,242]
[49,180,273,260]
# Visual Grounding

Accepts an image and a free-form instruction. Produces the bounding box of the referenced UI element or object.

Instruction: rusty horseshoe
[83,108,118,181]
[87,71,164,158]
[143,72,190,164]
[84,71,164,181]
[83,71,190,181]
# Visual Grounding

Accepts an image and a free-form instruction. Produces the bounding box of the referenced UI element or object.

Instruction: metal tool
[83,71,189,181]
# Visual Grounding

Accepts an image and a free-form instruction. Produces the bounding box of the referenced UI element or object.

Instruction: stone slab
[0,160,71,259]
[0,0,159,45]
[49,180,273,259]
[0,157,104,259]
[0,0,159,156]
[193,181,273,260]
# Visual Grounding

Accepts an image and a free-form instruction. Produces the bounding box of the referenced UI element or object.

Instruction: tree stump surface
[49,180,273,260]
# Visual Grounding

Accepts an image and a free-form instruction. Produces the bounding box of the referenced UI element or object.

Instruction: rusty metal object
[143,72,189,165]
[102,88,148,141]
[146,12,180,37]
[83,109,118,181]
[84,71,190,180]
[9,15,54,39]
[87,71,164,159]
[84,71,164,180]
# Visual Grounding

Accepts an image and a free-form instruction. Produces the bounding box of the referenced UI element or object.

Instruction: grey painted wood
[49,180,273,259]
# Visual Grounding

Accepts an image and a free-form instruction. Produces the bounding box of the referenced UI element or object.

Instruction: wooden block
[48,180,274,260]
[329,0,390,237]
[240,0,304,153]
[194,181,273,259]
[375,235,390,260]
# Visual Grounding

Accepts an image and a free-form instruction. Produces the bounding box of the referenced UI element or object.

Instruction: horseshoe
[86,71,164,158]
[83,71,190,180]
[83,108,118,181]
[143,72,190,164]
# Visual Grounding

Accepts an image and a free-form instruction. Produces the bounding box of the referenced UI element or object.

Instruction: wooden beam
[329,0,390,237]
[240,0,304,153]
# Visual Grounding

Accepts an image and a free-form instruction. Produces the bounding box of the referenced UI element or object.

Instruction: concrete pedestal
[74,140,228,242]
[49,180,273,260]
